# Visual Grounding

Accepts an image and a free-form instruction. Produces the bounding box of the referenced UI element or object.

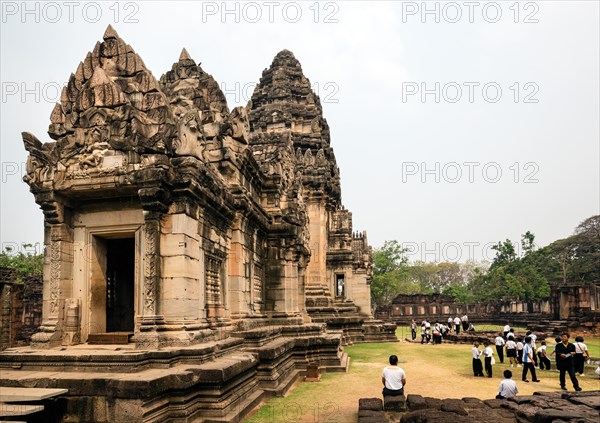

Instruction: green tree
[0,244,43,281]
[371,240,411,307]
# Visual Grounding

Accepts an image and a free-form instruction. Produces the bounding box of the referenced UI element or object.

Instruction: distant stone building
[380,286,600,333]
[0,26,394,422]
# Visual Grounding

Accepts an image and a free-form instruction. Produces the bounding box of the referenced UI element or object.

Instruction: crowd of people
[410,315,474,344]
[385,323,597,402]
[470,326,593,393]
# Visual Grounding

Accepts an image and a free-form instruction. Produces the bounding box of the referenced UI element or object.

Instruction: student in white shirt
[507,328,515,340]
[495,333,506,364]
[573,336,590,376]
[454,316,461,334]
[472,342,484,377]
[496,370,519,399]
[382,355,406,397]
[506,338,517,367]
[503,324,511,339]
[516,337,524,367]
[538,341,551,370]
[483,341,494,378]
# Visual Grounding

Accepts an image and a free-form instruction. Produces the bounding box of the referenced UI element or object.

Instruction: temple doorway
[88,234,136,344]
[106,238,135,332]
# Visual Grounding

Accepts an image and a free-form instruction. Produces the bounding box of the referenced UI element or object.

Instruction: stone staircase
[305,284,397,344]
[528,320,570,336]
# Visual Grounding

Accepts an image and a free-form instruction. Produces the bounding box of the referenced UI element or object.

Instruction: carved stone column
[31,200,75,348]
[134,186,170,349]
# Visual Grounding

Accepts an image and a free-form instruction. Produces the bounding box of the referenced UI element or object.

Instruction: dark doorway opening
[106,238,135,332]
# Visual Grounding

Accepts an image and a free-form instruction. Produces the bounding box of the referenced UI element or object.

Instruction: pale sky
[1,1,598,262]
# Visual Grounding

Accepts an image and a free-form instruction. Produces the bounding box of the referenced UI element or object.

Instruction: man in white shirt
[454,316,461,334]
[496,370,519,399]
[382,355,406,397]
[495,333,506,364]
[461,314,469,331]
[503,324,511,339]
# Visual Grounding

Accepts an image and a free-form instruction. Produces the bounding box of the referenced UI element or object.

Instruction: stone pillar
[134,212,166,348]
[31,201,74,348]
[306,199,327,287]
[228,215,249,318]
[265,243,302,316]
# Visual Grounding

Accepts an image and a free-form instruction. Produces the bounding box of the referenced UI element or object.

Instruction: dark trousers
[382,387,404,396]
[573,354,585,374]
[538,354,551,370]
[472,358,484,376]
[462,321,468,331]
[496,346,504,363]
[559,366,580,389]
[484,357,492,377]
[411,329,416,340]
[455,324,460,334]
[522,362,537,381]
[517,350,523,364]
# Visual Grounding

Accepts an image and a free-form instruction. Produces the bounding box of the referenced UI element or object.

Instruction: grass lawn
[244,330,600,423]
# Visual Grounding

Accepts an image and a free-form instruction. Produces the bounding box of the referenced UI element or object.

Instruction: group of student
[472,327,591,394]
[411,315,475,344]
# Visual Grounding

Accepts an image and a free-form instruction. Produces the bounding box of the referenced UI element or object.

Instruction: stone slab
[0,387,68,401]
[0,403,44,417]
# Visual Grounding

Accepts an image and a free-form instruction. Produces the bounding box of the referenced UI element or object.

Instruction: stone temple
[0,26,395,422]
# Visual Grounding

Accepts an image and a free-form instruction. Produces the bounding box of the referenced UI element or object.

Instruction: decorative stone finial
[179,48,192,62]
[103,24,119,40]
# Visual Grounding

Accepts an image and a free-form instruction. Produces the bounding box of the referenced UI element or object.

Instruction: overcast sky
[1,1,598,262]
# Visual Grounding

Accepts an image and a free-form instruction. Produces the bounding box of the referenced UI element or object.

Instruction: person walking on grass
[507,328,515,341]
[506,337,517,367]
[410,319,417,341]
[495,333,506,364]
[526,331,539,368]
[483,341,494,378]
[573,336,590,377]
[516,337,524,367]
[382,355,406,397]
[521,336,541,383]
[555,333,582,391]
[472,342,484,377]
[538,341,551,370]
[503,323,511,339]
[496,370,519,399]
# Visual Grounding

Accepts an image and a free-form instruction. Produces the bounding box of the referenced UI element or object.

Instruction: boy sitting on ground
[496,370,519,399]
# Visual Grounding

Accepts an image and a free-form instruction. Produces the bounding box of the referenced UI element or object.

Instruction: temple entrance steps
[305,285,398,344]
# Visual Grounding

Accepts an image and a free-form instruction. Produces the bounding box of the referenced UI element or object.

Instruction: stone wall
[377,293,552,324]
[0,268,43,350]
[358,391,600,423]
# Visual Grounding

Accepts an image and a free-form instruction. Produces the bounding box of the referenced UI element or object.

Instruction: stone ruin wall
[0,267,43,350]
[377,287,600,334]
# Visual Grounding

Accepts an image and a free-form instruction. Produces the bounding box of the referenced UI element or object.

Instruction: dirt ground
[245,339,600,423]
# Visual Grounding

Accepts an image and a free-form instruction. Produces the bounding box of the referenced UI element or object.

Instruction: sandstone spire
[179,47,192,62]
[247,50,340,203]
